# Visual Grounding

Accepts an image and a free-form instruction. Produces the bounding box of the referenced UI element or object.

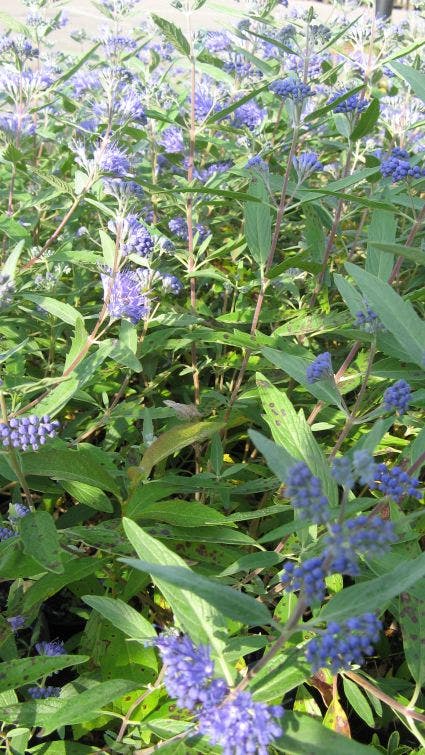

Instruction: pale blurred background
[0,0,417,48]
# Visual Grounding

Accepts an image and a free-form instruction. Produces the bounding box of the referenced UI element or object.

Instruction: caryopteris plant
[0,0,424,752]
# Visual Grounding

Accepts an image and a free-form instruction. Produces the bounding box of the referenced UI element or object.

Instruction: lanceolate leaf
[346,263,425,367]
[151,15,190,58]
[319,552,425,623]
[122,519,234,684]
[139,419,225,478]
[0,655,88,694]
[244,173,271,269]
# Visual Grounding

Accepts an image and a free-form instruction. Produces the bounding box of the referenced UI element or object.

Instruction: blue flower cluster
[286,462,330,524]
[246,155,269,172]
[282,556,327,603]
[355,305,383,333]
[0,273,14,309]
[380,147,425,182]
[122,215,154,257]
[306,613,382,673]
[293,151,323,180]
[159,126,184,153]
[101,269,150,324]
[36,640,66,657]
[231,101,266,131]
[168,216,209,242]
[371,464,421,503]
[28,685,61,699]
[306,351,333,383]
[328,89,368,114]
[7,615,25,631]
[270,78,314,102]
[0,415,60,451]
[199,692,284,755]
[325,515,396,575]
[0,526,15,542]
[383,380,411,415]
[154,634,283,754]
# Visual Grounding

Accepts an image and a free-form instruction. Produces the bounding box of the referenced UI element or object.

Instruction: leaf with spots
[0,655,88,694]
[256,373,338,505]
[20,511,64,574]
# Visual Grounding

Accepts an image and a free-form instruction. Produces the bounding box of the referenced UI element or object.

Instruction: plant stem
[225,122,300,418]
[329,340,376,458]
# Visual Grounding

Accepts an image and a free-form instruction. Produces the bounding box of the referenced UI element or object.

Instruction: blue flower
[28,686,61,699]
[286,462,330,524]
[168,217,209,242]
[355,305,383,333]
[306,613,381,673]
[270,78,314,101]
[383,380,411,415]
[199,691,283,755]
[101,269,150,324]
[0,273,14,309]
[153,634,227,711]
[0,526,16,541]
[246,155,269,172]
[7,615,25,632]
[109,214,154,257]
[159,126,184,153]
[95,142,131,176]
[282,556,327,603]
[306,352,333,383]
[380,147,425,182]
[160,273,183,295]
[231,101,266,131]
[331,456,355,489]
[371,464,421,503]
[35,640,66,657]
[325,516,396,575]
[0,415,60,452]
[328,89,368,114]
[293,151,323,180]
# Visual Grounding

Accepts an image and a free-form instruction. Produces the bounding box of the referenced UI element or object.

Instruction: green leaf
[24,294,80,326]
[0,215,29,239]
[249,430,296,483]
[41,679,139,735]
[60,481,113,513]
[274,711,378,754]
[251,653,313,703]
[342,677,375,728]
[304,84,363,122]
[122,519,233,684]
[0,655,88,694]
[133,500,233,527]
[319,552,425,623]
[399,587,425,688]
[219,551,282,577]
[21,448,120,495]
[244,173,271,268]
[206,82,269,124]
[390,62,425,104]
[370,241,425,268]
[22,557,102,612]
[0,338,29,365]
[139,419,225,478]
[350,98,380,141]
[366,210,397,281]
[20,511,63,574]
[151,14,190,58]
[262,347,344,409]
[345,263,425,367]
[83,595,155,640]
[33,377,80,419]
[255,374,338,505]
[121,559,273,627]
[53,43,100,87]
[2,240,25,278]
[99,230,116,267]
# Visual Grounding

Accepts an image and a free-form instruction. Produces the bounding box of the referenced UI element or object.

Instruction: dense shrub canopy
[0,0,424,753]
